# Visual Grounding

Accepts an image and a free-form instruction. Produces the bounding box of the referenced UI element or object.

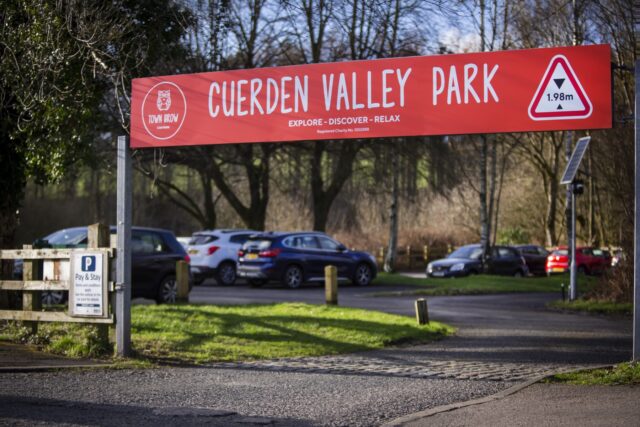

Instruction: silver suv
[186,229,255,285]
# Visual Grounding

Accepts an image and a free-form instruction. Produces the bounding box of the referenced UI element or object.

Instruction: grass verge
[547,299,632,316]
[372,272,598,296]
[0,302,453,364]
[545,362,640,385]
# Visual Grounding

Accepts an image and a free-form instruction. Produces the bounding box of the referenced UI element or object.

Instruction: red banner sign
[130,44,611,148]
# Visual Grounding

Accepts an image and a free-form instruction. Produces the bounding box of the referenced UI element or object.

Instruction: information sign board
[69,251,108,318]
[131,44,611,148]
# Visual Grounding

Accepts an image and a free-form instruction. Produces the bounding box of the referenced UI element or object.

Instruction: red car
[546,246,609,275]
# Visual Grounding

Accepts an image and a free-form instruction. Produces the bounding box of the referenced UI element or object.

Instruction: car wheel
[156,275,177,304]
[282,265,303,289]
[353,263,372,286]
[513,269,523,278]
[216,262,237,286]
[577,265,587,275]
[41,291,66,306]
[249,279,267,287]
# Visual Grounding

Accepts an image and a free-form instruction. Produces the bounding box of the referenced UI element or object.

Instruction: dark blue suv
[237,232,377,288]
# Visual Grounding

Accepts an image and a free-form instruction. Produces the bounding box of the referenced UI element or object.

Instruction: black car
[237,232,377,288]
[30,226,190,304]
[515,245,549,276]
[426,244,528,278]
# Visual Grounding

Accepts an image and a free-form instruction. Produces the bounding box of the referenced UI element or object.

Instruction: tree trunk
[200,172,217,229]
[384,146,399,273]
[565,131,573,248]
[479,135,490,265]
[546,177,559,246]
[487,136,497,243]
[310,141,360,232]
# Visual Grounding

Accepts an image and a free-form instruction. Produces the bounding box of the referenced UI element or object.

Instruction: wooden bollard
[407,246,412,269]
[325,265,338,305]
[22,244,41,335]
[176,261,190,303]
[415,298,429,325]
[88,223,110,348]
[423,245,429,263]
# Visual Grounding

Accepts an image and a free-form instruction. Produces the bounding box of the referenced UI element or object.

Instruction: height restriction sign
[131,44,612,148]
[528,55,593,120]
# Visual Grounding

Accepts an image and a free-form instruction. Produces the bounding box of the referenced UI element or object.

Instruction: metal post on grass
[634,44,640,361]
[116,135,132,357]
[570,186,577,301]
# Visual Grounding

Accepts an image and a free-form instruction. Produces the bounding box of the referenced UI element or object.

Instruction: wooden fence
[0,247,116,325]
[376,244,453,271]
[0,224,116,340]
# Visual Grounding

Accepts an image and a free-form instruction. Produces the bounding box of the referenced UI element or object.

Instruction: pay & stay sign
[130,44,611,148]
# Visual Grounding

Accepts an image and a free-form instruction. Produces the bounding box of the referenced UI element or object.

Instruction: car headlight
[450,263,465,272]
[426,263,433,273]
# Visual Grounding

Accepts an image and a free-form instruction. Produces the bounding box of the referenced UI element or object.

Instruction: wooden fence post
[407,246,412,269]
[325,265,338,305]
[22,244,41,334]
[415,298,429,325]
[176,261,189,303]
[88,223,111,348]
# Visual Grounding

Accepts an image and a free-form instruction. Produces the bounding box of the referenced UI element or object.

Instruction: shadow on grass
[131,304,450,364]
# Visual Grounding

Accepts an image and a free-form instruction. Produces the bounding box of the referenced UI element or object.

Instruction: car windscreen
[448,246,482,260]
[189,234,219,245]
[242,239,272,251]
[552,250,568,256]
[42,228,87,247]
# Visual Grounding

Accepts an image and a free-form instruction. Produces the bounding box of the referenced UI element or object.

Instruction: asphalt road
[190,280,632,365]
[0,279,632,426]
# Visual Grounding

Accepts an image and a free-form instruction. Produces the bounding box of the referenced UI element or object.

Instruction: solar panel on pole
[560,136,591,184]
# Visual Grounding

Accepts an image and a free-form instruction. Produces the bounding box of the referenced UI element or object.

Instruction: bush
[496,227,531,245]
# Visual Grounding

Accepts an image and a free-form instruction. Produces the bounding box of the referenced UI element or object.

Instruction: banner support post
[633,54,639,361]
[116,135,132,357]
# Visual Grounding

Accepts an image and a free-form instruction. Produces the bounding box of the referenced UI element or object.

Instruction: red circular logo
[141,81,187,140]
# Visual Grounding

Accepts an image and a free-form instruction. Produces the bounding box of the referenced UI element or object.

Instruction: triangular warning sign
[528,55,592,121]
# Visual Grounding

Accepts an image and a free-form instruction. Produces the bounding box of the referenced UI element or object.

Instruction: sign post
[116,135,132,357]
[560,136,590,302]
[634,52,640,361]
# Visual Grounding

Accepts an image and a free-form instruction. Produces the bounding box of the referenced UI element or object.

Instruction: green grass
[546,362,640,385]
[0,303,453,364]
[371,272,598,296]
[548,299,633,316]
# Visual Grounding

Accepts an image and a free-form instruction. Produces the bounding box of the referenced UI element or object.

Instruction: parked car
[515,245,549,276]
[426,244,528,278]
[186,229,255,286]
[176,236,191,250]
[237,231,377,288]
[545,246,609,275]
[30,226,191,304]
